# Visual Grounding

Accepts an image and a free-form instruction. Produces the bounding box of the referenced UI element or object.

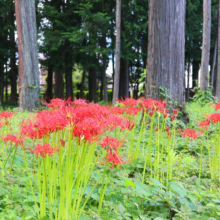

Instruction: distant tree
[215,1,220,97]
[145,0,186,106]
[15,0,40,111]
[112,0,121,105]
[200,0,211,90]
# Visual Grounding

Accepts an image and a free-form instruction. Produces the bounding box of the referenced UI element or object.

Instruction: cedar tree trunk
[200,0,211,90]
[112,0,121,105]
[145,0,186,106]
[15,0,40,111]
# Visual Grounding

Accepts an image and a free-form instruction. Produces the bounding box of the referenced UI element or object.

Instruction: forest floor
[0,99,219,220]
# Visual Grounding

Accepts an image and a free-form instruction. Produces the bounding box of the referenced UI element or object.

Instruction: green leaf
[118,203,126,214]
[150,178,167,189]
[123,179,136,188]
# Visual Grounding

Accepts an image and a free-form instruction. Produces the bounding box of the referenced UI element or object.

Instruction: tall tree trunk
[15,0,40,111]
[9,5,17,105]
[89,66,97,102]
[0,61,4,106]
[65,44,73,99]
[46,66,53,99]
[192,60,200,88]
[145,0,186,106]
[112,0,121,105]
[54,70,64,98]
[200,0,211,90]
[216,1,220,97]
[211,38,217,93]
[119,58,129,99]
[102,35,108,102]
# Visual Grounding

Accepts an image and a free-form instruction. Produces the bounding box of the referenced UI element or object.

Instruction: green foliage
[190,82,217,105]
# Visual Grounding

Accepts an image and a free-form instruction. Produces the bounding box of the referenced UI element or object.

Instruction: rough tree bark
[145,0,186,106]
[200,0,211,90]
[112,0,121,105]
[9,5,17,105]
[15,0,40,111]
[216,1,220,97]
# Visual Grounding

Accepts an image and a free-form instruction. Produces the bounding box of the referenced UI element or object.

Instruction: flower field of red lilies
[1,98,220,219]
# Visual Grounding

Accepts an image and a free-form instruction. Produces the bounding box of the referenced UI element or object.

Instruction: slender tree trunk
[65,45,73,99]
[119,58,129,99]
[200,0,211,90]
[145,0,186,106]
[54,70,64,98]
[15,0,40,111]
[102,40,108,102]
[9,6,17,105]
[112,0,121,105]
[211,38,217,92]
[0,61,4,106]
[89,66,97,102]
[192,60,200,88]
[216,2,220,97]
[46,66,53,99]
[187,63,190,101]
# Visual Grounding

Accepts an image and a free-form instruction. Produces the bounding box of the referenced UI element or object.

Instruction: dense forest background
[0,0,219,109]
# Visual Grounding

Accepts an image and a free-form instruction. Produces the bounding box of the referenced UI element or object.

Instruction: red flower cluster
[0,134,23,146]
[0,111,13,120]
[31,143,58,158]
[100,136,123,153]
[180,129,200,141]
[215,102,220,111]
[103,151,128,169]
[209,113,220,123]
[198,119,210,129]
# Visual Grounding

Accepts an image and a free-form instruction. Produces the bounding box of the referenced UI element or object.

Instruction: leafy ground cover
[0,98,220,220]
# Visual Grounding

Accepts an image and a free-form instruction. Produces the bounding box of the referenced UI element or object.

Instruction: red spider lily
[118,98,138,107]
[163,109,168,118]
[100,137,123,152]
[120,120,134,131]
[20,111,69,139]
[142,99,166,112]
[215,103,220,111]
[209,113,220,123]
[71,98,87,107]
[167,131,172,138]
[60,139,65,147]
[0,134,23,146]
[43,98,72,110]
[198,119,210,129]
[72,118,107,143]
[180,129,200,141]
[124,107,142,116]
[173,109,179,115]
[31,143,58,158]
[100,151,129,169]
[156,126,159,131]
[171,115,176,121]
[149,110,154,117]
[166,127,170,132]
[109,107,126,115]
[0,111,13,120]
